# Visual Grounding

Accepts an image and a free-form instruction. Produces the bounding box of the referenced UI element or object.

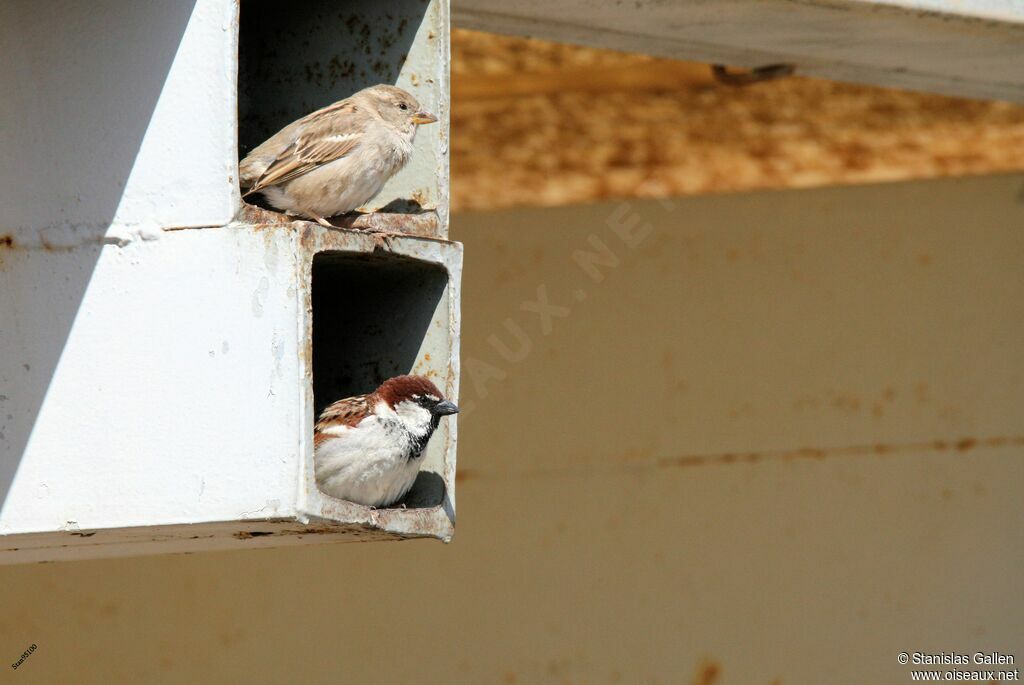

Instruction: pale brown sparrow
[239,85,438,227]
[314,375,458,508]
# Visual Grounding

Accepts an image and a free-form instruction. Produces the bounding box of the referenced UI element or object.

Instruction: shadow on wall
[237,0,429,157]
[0,1,198,514]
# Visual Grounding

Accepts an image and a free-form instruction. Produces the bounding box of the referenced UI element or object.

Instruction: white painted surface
[0,222,461,556]
[0,0,239,242]
[0,0,458,559]
[454,0,1024,102]
[380,0,451,226]
[0,229,304,532]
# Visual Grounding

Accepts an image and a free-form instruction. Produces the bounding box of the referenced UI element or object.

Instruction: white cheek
[394,401,432,435]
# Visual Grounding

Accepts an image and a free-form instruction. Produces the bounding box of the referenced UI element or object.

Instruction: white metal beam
[453,0,1024,102]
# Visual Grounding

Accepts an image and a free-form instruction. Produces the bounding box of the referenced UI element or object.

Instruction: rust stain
[233,524,386,540]
[455,469,478,483]
[332,209,440,237]
[659,435,1024,470]
[956,437,977,452]
[0,235,13,248]
[237,202,442,239]
[233,531,274,539]
[279,527,340,536]
[692,660,721,685]
[831,394,861,413]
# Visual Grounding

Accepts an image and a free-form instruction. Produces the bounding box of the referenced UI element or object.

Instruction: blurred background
[1,28,1022,685]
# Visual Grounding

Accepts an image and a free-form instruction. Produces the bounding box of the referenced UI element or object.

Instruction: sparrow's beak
[434,400,459,416]
[411,109,438,125]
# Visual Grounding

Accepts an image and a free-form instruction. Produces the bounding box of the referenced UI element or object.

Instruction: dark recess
[312,251,448,509]
[237,0,428,158]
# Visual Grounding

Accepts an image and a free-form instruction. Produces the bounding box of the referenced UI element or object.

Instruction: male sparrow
[314,375,458,508]
[239,84,438,227]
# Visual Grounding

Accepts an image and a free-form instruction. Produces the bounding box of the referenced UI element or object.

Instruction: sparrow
[314,375,458,508]
[239,84,438,227]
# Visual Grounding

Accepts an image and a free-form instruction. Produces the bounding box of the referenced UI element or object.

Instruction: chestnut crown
[376,375,458,416]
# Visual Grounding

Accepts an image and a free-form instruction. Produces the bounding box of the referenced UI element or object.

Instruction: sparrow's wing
[314,394,371,446]
[245,101,366,195]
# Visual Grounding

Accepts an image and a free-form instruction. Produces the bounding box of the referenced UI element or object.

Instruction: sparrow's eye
[398,102,409,111]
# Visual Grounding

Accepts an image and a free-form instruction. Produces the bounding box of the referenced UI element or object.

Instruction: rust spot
[0,235,13,248]
[872,402,884,418]
[882,386,897,402]
[332,208,440,238]
[692,660,720,685]
[795,447,826,460]
[668,455,708,468]
[830,394,861,413]
[918,253,932,266]
[658,435,1024,470]
[455,469,478,483]
[955,437,977,452]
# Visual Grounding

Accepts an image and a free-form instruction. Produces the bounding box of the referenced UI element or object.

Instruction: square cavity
[237,0,447,222]
[311,251,451,508]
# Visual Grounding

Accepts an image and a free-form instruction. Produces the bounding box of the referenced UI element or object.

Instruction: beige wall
[1,174,1022,684]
